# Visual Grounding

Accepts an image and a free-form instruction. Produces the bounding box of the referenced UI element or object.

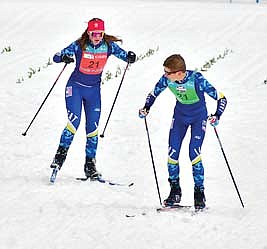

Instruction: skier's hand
[208,114,219,127]
[62,54,74,64]
[127,51,136,64]
[139,107,149,118]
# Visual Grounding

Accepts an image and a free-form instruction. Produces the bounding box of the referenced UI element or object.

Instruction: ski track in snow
[1,1,267,249]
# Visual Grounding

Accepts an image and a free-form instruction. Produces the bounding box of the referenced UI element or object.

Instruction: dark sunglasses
[89,31,104,38]
[164,70,179,75]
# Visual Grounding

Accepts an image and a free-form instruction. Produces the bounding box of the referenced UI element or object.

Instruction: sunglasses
[89,31,104,38]
[164,70,179,75]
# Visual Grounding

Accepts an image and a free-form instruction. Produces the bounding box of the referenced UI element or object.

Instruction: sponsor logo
[67,110,78,123]
[177,86,186,93]
[84,53,94,59]
[66,86,72,97]
[95,54,107,59]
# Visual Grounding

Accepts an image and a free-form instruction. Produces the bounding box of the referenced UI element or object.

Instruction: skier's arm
[53,42,78,63]
[109,42,128,62]
[196,72,227,127]
[196,72,227,118]
[109,42,136,63]
[139,76,168,118]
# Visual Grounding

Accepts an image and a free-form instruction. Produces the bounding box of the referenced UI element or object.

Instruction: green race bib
[168,74,199,104]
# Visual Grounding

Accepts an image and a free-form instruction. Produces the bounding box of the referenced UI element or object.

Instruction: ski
[50,166,59,184]
[157,205,209,215]
[76,176,90,181]
[125,205,209,218]
[125,205,191,218]
[157,204,192,212]
[125,212,147,218]
[76,176,134,187]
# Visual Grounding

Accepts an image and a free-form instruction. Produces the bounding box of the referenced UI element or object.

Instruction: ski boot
[163,178,182,207]
[84,157,101,180]
[50,146,68,183]
[194,186,206,210]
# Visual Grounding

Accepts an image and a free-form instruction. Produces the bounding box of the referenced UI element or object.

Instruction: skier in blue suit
[50,18,136,180]
[139,54,227,209]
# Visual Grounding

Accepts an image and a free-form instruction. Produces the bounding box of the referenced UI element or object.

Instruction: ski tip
[76,177,89,181]
[125,212,146,218]
[128,182,134,187]
[49,168,59,184]
[49,176,57,184]
[125,214,136,218]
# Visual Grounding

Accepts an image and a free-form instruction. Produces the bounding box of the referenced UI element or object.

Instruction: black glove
[127,51,136,64]
[138,107,150,118]
[62,54,74,64]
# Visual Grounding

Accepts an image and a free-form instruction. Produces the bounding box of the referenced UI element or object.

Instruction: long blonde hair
[77,29,123,51]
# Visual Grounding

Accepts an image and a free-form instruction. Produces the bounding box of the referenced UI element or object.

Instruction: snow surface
[1,0,267,248]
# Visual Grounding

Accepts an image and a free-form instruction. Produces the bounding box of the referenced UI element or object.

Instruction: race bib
[168,75,199,104]
[79,51,107,75]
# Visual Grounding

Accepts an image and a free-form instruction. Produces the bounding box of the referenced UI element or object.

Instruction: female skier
[50,18,136,182]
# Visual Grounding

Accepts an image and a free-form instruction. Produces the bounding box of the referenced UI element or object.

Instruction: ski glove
[127,51,136,64]
[208,114,219,127]
[139,107,149,118]
[62,54,74,64]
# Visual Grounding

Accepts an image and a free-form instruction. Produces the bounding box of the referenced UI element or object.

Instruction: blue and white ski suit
[53,40,128,158]
[144,70,227,189]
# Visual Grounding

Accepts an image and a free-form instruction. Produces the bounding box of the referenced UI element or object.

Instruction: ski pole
[213,126,245,208]
[22,63,67,136]
[100,62,130,138]
[144,117,162,206]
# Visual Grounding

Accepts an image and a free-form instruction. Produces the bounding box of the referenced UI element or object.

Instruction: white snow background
[1,0,267,248]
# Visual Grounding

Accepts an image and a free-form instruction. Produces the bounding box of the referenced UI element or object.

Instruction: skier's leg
[168,116,188,181]
[164,115,188,205]
[189,116,207,209]
[51,82,82,169]
[83,86,101,179]
[189,117,207,189]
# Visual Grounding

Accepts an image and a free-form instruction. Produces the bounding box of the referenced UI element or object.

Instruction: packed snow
[1,0,267,248]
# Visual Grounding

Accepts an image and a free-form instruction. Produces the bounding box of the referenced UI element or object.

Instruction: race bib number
[168,77,199,104]
[79,51,107,75]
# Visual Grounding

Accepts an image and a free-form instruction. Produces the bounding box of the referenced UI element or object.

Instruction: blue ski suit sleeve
[144,76,168,109]
[53,42,78,63]
[197,72,218,100]
[110,42,128,62]
[196,72,227,117]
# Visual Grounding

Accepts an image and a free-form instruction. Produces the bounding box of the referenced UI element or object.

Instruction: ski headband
[87,18,105,32]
